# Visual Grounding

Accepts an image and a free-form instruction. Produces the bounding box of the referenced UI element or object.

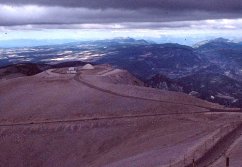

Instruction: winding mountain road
[74,74,240,112]
[0,73,240,128]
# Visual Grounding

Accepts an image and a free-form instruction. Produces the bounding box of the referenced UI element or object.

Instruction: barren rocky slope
[0,64,241,167]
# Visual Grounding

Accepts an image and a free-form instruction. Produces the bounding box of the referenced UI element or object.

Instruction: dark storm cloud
[1,0,242,12]
[0,0,242,28]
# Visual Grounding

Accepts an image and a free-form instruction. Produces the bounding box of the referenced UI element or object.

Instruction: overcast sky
[0,0,242,43]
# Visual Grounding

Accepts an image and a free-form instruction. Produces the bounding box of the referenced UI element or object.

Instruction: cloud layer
[0,0,242,27]
[1,0,242,12]
[0,0,242,44]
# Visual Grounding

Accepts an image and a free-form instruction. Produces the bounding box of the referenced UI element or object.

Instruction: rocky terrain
[0,64,242,167]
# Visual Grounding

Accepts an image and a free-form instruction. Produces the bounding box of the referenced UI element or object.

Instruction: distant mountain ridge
[194,37,242,49]
[0,37,151,48]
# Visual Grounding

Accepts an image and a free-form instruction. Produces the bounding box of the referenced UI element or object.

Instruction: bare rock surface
[0,65,241,167]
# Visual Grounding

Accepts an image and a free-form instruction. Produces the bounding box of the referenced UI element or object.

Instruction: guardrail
[161,120,242,167]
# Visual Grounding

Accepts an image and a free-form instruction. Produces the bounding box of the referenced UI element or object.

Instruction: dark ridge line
[0,111,208,127]
[0,110,241,128]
